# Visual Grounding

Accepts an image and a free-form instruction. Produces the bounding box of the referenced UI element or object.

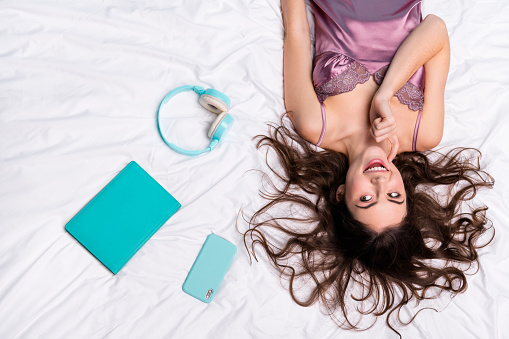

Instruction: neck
[344,129,391,165]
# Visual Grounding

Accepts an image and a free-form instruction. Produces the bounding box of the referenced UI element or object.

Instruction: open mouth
[364,159,388,173]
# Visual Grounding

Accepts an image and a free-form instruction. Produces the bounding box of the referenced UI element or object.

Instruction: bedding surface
[1,0,508,338]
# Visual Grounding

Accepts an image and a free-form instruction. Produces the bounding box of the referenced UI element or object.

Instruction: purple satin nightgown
[310,0,425,149]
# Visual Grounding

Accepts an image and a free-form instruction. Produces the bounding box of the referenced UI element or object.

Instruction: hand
[386,134,399,163]
[369,95,399,162]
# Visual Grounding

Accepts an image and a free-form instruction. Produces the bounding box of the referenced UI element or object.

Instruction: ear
[336,184,345,202]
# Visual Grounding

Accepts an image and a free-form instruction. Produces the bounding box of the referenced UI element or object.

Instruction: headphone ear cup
[208,112,228,139]
[199,94,229,114]
[208,112,230,139]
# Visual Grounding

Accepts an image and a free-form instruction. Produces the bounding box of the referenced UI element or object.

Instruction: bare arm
[371,14,450,155]
[281,0,322,143]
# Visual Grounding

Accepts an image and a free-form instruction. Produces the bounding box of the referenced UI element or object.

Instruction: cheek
[345,176,364,202]
[393,175,406,195]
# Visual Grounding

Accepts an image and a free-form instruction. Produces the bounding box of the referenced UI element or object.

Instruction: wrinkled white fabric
[0,0,508,338]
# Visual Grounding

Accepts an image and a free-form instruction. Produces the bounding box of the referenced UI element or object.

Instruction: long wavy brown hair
[243,117,494,336]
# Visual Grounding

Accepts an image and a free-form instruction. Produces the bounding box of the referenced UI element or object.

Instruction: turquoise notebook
[65,161,181,274]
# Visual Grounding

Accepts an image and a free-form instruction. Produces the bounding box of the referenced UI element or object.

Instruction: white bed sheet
[1,0,508,338]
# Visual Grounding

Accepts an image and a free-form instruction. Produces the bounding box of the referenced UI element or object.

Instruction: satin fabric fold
[312,0,425,98]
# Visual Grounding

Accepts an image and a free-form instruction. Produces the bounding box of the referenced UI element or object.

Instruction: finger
[373,123,397,136]
[374,133,395,144]
[370,118,384,138]
[370,126,376,139]
[374,116,396,131]
[388,135,400,162]
[372,117,383,130]
[373,125,398,141]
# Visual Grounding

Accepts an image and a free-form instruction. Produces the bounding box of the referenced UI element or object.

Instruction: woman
[244,0,494,335]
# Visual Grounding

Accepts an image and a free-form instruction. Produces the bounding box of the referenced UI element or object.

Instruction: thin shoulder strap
[316,101,327,147]
[412,108,423,152]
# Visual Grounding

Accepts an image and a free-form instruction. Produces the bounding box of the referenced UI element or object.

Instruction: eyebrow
[355,199,405,209]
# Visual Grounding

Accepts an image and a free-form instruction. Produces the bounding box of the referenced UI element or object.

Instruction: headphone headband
[157,85,234,156]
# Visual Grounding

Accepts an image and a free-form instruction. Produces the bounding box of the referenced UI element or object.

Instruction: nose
[370,175,388,184]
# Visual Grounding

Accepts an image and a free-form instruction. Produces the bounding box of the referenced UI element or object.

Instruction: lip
[363,158,389,173]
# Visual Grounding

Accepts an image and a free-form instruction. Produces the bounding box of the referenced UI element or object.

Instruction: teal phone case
[182,234,237,303]
[65,161,181,274]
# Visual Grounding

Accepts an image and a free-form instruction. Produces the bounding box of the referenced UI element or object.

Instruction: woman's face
[338,146,407,232]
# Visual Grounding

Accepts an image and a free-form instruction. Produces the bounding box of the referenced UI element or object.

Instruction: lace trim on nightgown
[315,63,424,111]
[374,65,424,111]
[315,62,371,102]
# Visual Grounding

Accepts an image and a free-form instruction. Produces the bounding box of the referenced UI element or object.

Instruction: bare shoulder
[390,99,444,152]
[414,113,443,151]
[287,102,323,145]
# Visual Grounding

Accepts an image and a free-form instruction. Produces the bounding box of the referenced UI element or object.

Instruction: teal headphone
[157,85,234,156]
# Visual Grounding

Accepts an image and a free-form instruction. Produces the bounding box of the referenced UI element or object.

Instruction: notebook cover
[65,161,181,274]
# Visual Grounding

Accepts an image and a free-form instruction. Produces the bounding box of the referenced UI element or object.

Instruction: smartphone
[182,233,237,303]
